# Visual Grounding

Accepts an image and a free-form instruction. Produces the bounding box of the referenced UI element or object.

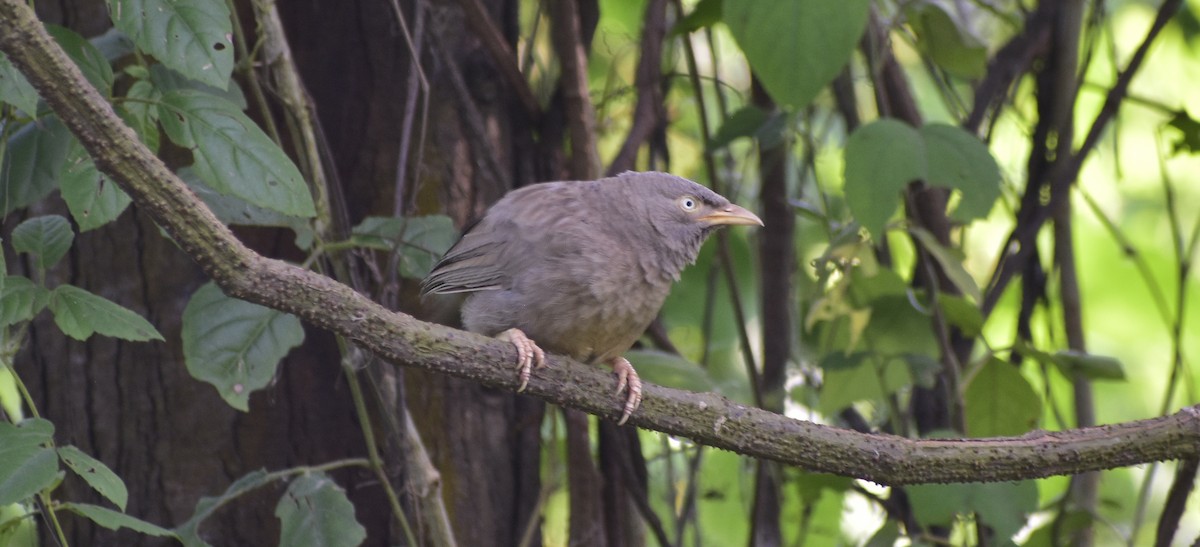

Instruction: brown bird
[421,171,762,424]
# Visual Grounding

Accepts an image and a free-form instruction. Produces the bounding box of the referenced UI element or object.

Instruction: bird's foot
[610,357,643,426]
[496,328,546,392]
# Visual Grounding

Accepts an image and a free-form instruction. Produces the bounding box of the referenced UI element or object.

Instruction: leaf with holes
[159,90,315,217]
[61,142,133,231]
[182,282,304,411]
[108,0,233,88]
[0,418,58,505]
[276,473,366,547]
[62,503,176,537]
[58,446,128,511]
[11,215,73,271]
[724,0,869,109]
[49,284,164,342]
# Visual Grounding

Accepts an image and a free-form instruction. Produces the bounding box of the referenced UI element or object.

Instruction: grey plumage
[422,171,762,424]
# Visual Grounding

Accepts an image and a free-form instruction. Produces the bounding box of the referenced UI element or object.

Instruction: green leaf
[1166,109,1200,154]
[176,470,270,547]
[61,503,176,537]
[159,90,315,217]
[182,167,314,249]
[276,473,366,547]
[108,0,234,88]
[908,480,1037,545]
[49,284,164,342]
[61,142,132,231]
[0,53,39,115]
[150,64,245,109]
[724,0,869,109]
[57,446,128,511]
[909,227,982,303]
[964,358,1041,437]
[1050,350,1126,381]
[624,350,717,392]
[11,215,73,271]
[119,78,162,153]
[920,123,1002,223]
[906,1,987,79]
[937,294,983,337]
[1,116,74,215]
[818,354,910,415]
[181,282,304,411]
[45,26,114,95]
[351,215,459,279]
[673,0,722,34]
[862,295,937,357]
[844,121,1002,237]
[0,276,49,327]
[708,105,768,150]
[844,120,925,237]
[0,418,58,505]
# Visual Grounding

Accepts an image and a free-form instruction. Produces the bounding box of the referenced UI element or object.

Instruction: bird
[421,171,762,425]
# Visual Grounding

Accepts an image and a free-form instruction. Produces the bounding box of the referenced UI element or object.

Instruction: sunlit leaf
[908,480,1038,544]
[708,105,768,150]
[724,0,870,109]
[275,473,366,547]
[920,123,1001,223]
[844,120,924,237]
[1051,350,1126,381]
[964,357,1041,437]
[672,0,722,35]
[909,227,982,302]
[906,1,987,79]
[181,282,304,411]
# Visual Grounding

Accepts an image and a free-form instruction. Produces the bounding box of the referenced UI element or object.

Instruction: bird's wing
[420,221,513,295]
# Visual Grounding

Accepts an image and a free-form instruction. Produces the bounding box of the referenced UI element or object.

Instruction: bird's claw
[497,328,545,392]
[611,357,642,426]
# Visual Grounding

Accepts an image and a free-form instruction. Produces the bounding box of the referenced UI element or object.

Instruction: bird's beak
[699,204,764,227]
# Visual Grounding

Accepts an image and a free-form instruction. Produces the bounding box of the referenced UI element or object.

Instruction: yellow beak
[699,204,764,227]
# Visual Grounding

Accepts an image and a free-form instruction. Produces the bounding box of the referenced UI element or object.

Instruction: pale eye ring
[679,196,698,211]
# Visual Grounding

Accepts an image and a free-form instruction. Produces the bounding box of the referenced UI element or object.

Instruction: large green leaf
[844,121,1001,237]
[964,358,1041,437]
[908,480,1038,545]
[49,284,164,342]
[0,276,49,327]
[724,0,869,109]
[0,53,39,115]
[844,120,925,237]
[58,446,128,511]
[62,503,176,537]
[184,169,314,249]
[60,142,132,232]
[818,354,911,415]
[0,116,74,215]
[158,90,315,217]
[351,215,459,279]
[275,473,366,547]
[181,282,304,411]
[11,215,73,271]
[0,418,58,505]
[108,0,234,88]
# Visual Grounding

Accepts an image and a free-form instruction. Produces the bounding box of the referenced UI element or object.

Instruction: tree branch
[2,0,1199,486]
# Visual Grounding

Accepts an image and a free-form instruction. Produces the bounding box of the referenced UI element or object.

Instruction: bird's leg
[609,357,643,425]
[496,328,546,392]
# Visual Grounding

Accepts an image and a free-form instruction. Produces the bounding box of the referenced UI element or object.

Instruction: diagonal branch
[1,0,1199,486]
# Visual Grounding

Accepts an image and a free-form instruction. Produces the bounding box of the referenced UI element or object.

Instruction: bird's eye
[679,196,698,211]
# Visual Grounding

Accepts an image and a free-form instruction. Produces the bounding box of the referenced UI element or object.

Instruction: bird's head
[613,171,763,275]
